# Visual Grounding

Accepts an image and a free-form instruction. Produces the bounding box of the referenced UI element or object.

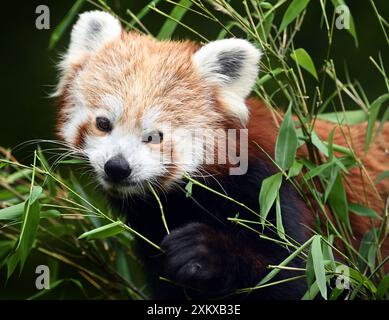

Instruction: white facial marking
[99,94,124,122]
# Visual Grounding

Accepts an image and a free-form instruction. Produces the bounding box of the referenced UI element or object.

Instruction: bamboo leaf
[358,229,378,272]
[275,193,285,240]
[49,0,86,50]
[17,186,42,268]
[311,235,327,299]
[306,248,315,288]
[365,94,389,154]
[303,160,334,181]
[327,173,351,230]
[78,221,126,240]
[376,274,389,299]
[157,0,192,39]
[275,106,298,170]
[259,172,283,223]
[279,0,311,33]
[302,280,321,300]
[258,236,314,286]
[287,160,303,179]
[317,110,368,124]
[349,203,380,219]
[291,48,318,80]
[185,181,193,198]
[127,0,162,30]
[0,202,25,221]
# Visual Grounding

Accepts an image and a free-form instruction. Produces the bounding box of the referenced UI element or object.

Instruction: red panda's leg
[160,222,266,296]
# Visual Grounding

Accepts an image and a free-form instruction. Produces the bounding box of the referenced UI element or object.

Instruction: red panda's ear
[60,11,122,71]
[193,39,261,124]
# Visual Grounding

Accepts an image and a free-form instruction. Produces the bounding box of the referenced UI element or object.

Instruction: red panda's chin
[105,182,146,197]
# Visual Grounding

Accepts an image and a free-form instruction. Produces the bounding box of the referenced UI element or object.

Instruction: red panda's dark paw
[160,222,238,295]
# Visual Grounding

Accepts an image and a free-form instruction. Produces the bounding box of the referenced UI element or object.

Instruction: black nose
[104,156,131,182]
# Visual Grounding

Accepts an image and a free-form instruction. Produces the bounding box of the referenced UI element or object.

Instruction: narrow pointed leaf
[17,186,42,267]
[259,172,283,223]
[157,0,192,39]
[349,203,380,219]
[311,235,327,299]
[0,202,25,221]
[275,107,298,170]
[279,0,311,33]
[78,221,126,240]
[291,48,318,80]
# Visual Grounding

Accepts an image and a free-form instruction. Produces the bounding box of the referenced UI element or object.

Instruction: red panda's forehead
[75,33,221,127]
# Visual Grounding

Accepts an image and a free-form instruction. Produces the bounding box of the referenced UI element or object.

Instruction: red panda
[55,11,389,299]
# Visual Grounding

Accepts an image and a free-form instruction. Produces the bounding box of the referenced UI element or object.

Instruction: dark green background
[0,0,388,153]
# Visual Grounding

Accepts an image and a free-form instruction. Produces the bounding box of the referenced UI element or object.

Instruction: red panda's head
[55,11,261,195]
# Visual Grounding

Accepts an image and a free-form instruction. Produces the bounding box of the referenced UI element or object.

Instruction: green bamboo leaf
[322,237,337,272]
[126,0,162,30]
[287,160,303,179]
[317,110,368,124]
[4,169,31,184]
[0,202,25,220]
[376,274,389,299]
[279,0,311,33]
[349,203,380,219]
[275,106,298,170]
[257,11,275,42]
[346,265,377,293]
[365,94,389,154]
[40,209,61,219]
[303,160,334,181]
[311,235,327,299]
[259,172,283,223]
[301,280,320,300]
[358,229,377,272]
[291,48,318,80]
[157,0,193,39]
[329,287,344,300]
[258,236,314,286]
[6,252,20,279]
[306,248,315,288]
[185,181,193,198]
[17,186,42,267]
[78,220,125,240]
[49,0,86,50]
[275,193,285,240]
[7,185,42,278]
[328,173,351,231]
[257,68,284,86]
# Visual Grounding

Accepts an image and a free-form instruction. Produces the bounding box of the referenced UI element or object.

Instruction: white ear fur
[61,11,122,70]
[193,39,261,124]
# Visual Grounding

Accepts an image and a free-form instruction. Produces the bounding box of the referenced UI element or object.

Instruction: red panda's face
[55,11,261,196]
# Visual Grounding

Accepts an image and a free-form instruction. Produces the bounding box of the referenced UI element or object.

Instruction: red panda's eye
[142,131,163,144]
[96,117,112,132]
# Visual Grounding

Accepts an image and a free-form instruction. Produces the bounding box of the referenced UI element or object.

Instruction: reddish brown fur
[245,98,389,267]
